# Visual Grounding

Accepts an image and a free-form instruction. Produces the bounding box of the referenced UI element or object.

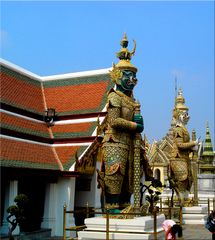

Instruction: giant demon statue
[97,34,152,213]
[170,88,199,206]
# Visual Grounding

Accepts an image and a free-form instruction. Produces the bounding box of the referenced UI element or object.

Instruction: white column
[41,183,57,235]
[42,177,75,237]
[1,180,19,235]
[57,177,76,238]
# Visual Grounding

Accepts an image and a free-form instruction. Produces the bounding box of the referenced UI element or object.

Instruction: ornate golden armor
[170,88,198,201]
[97,34,145,211]
[171,125,195,191]
[101,89,137,204]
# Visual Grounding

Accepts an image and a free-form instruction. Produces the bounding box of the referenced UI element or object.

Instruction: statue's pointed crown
[173,88,189,120]
[110,33,138,83]
[174,88,188,111]
[115,33,137,73]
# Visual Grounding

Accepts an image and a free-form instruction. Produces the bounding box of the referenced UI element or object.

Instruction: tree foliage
[7,194,29,240]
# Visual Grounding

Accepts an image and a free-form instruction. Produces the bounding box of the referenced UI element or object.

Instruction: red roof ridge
[51,147,64,170]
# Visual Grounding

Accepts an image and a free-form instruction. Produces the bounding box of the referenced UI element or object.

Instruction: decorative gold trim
[109,63,123,83]
[105,203,119,209]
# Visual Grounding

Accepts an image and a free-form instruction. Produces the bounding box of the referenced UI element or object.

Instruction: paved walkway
[156,224,212,240]
[181,224,212,240]
[63,224,213,240]
[1,224,213,239]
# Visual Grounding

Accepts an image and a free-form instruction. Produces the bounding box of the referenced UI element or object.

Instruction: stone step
[183,213,207,219]
[182,206,207,214]
[183,219,206,224]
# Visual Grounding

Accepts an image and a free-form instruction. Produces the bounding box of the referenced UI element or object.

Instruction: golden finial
[120,33,129,48]
[116,33,136,61]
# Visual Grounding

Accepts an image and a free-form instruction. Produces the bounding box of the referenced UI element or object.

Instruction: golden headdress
[110,33,137,83]
[173,88,189,119]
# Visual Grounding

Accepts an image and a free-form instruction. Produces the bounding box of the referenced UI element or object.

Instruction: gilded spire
[202,121,214,156]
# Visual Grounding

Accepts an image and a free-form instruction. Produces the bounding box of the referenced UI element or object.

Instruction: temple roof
[0,59,114,172]
[148,140,170,166]
[1,65,44,114]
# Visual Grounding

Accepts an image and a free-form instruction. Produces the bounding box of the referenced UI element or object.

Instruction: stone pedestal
[198,174,215,195]
[182,206,208,224]
[78,214,165,240]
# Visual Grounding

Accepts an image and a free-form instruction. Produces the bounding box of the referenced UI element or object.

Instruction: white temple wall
[75,161,101,209]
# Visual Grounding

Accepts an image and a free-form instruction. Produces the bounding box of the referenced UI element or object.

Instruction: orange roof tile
[54,145,88,170]
[51,122,97,138]
[0,71,45,114]
[44,81,109,114]
[0,138,60,169]
[1,112,50,138]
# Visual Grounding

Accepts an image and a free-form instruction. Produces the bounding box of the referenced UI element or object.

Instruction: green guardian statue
[97,34,146,212]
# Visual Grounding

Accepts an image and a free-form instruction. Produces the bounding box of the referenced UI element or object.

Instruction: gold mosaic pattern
[170,114,196,198]
[133,137,141,208]
[101,89,137,197]
[103,145,128,194]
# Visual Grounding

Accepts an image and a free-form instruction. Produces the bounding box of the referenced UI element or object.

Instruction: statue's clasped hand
[133,114,144,133]
[133,114,143,125]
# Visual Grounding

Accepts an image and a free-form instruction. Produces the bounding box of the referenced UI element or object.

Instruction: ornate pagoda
[199,122,215,174]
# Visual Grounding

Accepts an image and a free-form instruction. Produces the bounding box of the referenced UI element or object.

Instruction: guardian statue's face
[179,110,190,125]
[120,70,137,91]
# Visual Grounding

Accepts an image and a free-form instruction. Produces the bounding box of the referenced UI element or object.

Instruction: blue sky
[1,1,214,144]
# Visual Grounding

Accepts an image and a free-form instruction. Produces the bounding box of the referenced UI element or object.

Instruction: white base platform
[78,214,165,240]
[182,206,208,224]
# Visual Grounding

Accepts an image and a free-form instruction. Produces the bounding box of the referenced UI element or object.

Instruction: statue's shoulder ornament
[115,90,136,108]
[108,89,122,108]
